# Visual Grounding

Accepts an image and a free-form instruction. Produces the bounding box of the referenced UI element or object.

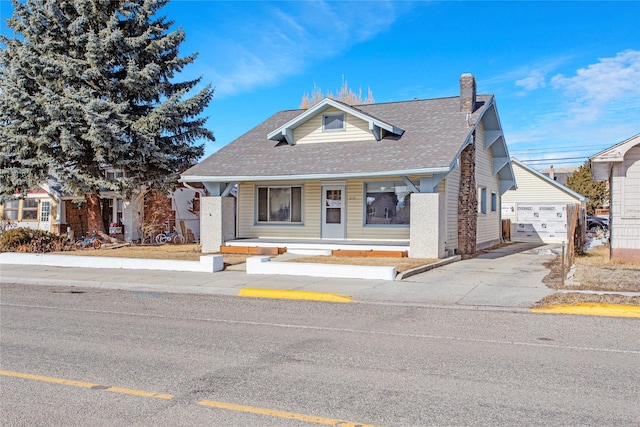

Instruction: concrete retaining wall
[0,253,224,273]
[246,256,396,281]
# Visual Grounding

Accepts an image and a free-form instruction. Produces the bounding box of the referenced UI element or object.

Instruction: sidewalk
[0,242,558,310]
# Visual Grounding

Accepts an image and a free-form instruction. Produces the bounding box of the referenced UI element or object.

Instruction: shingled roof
[182,94,495,182]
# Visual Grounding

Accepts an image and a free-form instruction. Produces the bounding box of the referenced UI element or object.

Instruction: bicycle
[155,228,185,244]
[75,231,102,249]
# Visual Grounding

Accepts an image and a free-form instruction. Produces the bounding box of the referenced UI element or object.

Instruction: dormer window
[323,114,345,132]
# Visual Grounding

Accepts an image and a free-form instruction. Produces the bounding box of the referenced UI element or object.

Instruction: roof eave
[180,167,451,184]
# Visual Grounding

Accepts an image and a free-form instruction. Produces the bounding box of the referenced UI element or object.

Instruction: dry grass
[67,243,436,272]
[537,244,640,307]
[65,243,250,266]
[284,256,438,273]
[536,292,640,307]
[573,245,640,292]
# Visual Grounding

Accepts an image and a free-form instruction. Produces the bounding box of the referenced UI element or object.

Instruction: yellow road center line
[1,370,376,425]
[238,288,352,303]
[532,303,640,318]
[199,400,381,427]
[0,370,173,400]
[103,386,173,400]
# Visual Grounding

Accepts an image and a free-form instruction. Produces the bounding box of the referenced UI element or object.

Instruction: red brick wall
[65,200,89,238]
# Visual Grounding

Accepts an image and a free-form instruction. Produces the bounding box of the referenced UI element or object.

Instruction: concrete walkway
[0,242,559,310]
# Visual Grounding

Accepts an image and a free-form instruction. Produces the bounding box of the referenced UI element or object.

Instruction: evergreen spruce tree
[565,162,608,215]
[0,0,214,234]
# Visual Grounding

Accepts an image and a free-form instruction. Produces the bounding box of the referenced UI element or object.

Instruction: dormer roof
[266,97,404,144]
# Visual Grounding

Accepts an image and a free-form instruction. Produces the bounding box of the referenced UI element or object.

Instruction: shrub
[0,228,74,253]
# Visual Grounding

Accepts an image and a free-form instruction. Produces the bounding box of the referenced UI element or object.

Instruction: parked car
[586,215,609,232]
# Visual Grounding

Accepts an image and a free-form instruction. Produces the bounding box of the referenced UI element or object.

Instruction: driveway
[352,242,558,308]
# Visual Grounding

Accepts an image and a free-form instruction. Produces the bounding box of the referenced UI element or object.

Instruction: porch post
[200,196,235,253]
[410,193,446,259]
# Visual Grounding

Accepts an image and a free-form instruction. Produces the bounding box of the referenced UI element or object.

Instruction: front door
[321,185,346,239]
[38,200,51,232]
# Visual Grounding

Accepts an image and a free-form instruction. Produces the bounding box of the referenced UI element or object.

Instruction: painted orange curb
[532,303,640,318]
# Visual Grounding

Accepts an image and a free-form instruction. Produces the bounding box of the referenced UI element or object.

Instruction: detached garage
[502,158,587,244]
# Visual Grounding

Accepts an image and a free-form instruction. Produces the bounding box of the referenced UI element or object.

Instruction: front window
[323,114,345,132]
[22,199,38,220]
[2,200,19,220]
[257,186,302,223]
[365,182,411,225]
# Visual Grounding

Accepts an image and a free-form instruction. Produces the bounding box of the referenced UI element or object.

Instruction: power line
[517,156,587,162]
[508,141,610,152]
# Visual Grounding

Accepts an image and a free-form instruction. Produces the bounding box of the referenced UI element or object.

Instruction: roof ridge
[276,94,494,113]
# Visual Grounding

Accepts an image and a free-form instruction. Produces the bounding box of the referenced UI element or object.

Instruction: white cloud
[484,55,573,94]
[515,70,546,91]
[502,50,640,166]
[550,49,640,121]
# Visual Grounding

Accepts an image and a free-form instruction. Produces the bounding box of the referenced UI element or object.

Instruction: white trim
[181,167,451,184]
[590,133,640,163]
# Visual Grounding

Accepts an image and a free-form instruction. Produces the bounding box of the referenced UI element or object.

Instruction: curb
[238,288,352,303]
[396,255,462,280]
[531,303,640,318]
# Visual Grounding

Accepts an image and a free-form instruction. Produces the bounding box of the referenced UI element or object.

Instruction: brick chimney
[460,73,476,113]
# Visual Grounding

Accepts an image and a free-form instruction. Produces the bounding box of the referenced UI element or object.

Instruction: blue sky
[2,1,639,169]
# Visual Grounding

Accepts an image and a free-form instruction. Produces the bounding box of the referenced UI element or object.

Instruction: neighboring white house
[502,158,587,244]
[181,74,516,258]
[590,133,640,262]
[0,186,58,233]
[1,182,201,243]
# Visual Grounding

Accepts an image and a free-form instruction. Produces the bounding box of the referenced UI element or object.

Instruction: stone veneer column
[200,196,235,253]
[410,193,446,259]
[458,140,477,256]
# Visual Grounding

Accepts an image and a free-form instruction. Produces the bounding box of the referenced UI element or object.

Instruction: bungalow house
[590,132,640,262]
[502,158,587,244]
[180,74,515,258]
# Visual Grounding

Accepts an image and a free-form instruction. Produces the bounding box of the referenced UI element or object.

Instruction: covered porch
[222,237,410,256]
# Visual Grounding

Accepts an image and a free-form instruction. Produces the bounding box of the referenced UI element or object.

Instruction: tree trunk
[86,192,106,236]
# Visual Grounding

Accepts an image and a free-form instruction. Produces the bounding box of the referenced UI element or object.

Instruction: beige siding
[294,107,375,145]
[474,122,501,247]
[445,165,460,252]
[502,162,583,205]
[611,145,640,249]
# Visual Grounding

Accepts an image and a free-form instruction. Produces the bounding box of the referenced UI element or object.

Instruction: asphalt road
[1,282,639,426]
